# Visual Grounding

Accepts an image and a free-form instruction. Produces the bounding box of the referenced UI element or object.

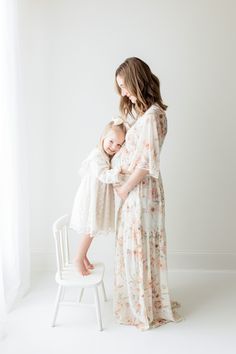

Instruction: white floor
[1,270,236,354]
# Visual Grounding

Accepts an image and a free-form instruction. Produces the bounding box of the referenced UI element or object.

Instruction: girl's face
[103,129,125,156]
[116,75,137,104]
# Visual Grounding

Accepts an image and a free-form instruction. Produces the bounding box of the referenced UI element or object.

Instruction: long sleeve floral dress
[112,104,182,330]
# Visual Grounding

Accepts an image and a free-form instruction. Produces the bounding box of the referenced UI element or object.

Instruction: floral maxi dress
[112,104,182,330]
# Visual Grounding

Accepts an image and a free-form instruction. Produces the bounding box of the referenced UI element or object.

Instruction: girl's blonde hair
[98,120,126,157]
[115,57,167,117]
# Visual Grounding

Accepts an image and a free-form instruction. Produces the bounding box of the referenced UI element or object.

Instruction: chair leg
[61,287,65,301]
[93,286,103,331]
[51,285,63,327]
[101,280,107,302]
[78,288,84,303]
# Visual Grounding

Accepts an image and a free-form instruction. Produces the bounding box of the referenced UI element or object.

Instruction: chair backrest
[53,215,71,278]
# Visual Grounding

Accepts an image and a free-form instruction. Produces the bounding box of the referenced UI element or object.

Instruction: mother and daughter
[70,57,182,330]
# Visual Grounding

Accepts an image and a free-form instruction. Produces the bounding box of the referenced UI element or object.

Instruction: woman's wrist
[122,182,131,194]
[123,168,148,194]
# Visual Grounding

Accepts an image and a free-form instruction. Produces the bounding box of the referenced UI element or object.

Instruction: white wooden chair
[51,214,107,331]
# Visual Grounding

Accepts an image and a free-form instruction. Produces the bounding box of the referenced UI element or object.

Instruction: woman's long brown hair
[115,57,167,117]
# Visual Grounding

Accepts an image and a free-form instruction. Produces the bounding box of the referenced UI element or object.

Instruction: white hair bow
[113,117,124,125]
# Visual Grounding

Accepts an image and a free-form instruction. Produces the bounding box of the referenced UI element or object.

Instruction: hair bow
[113,117,124,126]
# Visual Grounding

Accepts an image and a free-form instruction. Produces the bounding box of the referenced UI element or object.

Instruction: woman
[112,57,182,330]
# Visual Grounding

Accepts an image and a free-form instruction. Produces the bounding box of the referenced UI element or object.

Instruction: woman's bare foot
[75,257,90,276]
[84,256,94,270]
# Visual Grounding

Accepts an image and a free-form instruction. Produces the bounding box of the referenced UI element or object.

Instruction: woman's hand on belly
[115,168,148,201]
[114,185,129,201]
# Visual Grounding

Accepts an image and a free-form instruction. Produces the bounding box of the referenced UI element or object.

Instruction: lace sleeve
[91,152,121,184]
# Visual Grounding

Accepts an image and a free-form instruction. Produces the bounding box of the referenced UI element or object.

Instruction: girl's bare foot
[75,257,90,276]
[84,256,94,270]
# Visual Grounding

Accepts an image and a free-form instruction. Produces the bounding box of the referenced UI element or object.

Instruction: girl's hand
[115,185,129,201]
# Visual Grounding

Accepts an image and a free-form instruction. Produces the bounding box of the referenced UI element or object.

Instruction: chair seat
[55,262,105,287]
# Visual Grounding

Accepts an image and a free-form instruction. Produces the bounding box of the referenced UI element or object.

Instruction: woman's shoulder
[145,103,166,117]
[140,104,166,124]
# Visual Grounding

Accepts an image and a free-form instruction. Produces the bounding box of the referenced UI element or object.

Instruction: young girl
[70,118,126,276]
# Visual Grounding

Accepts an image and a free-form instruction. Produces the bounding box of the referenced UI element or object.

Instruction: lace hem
[69,224,115,238]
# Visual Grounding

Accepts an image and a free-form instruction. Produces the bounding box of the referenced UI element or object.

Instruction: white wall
[19,0,236,271]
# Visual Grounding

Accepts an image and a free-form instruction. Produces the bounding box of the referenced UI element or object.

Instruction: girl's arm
[97,166,121,184]
[115,168,148,200]
[91,152,121,184]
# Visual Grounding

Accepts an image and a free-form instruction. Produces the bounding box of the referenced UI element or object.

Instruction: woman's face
[116,75,137,104]
[103,129,125,156]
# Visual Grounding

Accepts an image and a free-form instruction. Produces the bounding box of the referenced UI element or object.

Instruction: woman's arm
[115,168,148,201]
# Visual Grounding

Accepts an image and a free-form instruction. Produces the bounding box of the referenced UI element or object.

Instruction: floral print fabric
[112,104,182,330]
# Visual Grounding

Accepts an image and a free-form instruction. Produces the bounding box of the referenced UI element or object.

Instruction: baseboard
[31,249,236,273]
